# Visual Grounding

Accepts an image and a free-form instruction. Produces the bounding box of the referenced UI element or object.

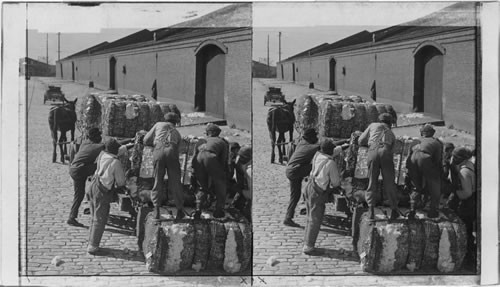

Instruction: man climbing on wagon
[192,123,230,218]
[284,128,320,227]
[302,139,342,255]
[358,113,399,220]
[144,112,186,220]
[406,124,443,218]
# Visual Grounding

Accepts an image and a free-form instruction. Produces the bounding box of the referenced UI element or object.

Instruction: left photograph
[21,2,252,277]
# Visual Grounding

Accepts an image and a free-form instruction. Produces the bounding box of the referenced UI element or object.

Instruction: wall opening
[60,63,63,78]
[292,63,296,82]
[71,62,75,81]
[329,58,336,91]
[413,45,444,118]
[109,57,117,90]
[195,44,226,118]
[281,64,284,79]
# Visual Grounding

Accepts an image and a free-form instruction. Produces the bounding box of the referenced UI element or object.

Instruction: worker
[302,139,342,255]
[192,123,230,218]
[441,142,456,204]
[284,128,320,227]
[144,112,185,220]
[87,138,127,255]
[227,142,242,199]
[407,124,443,218]
[68,127,104,227]
[358,113,399,220]
[449,147,476,267]
[231,145,252,220]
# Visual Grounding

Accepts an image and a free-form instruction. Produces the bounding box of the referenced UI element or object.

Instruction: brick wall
[279,28,477,133]
[57,28,252,131]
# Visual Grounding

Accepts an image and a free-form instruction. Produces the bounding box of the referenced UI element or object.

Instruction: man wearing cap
[407,124,443,218]
[358,113,399,220]
[67,127,104,227]
[144,112,185,220]
[231,145,252,220]
[449,147,476,266]
[87,137,127,255]
[193,123,229,218]
[302,139,342,255]
[284,128,320,227]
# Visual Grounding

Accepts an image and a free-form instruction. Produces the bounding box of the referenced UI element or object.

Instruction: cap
[229,142,241,151]
[320,138,335,155]
[452,147,472,163]
[303,128,318,143]
[378,113,393,125]
[87,127,102,140]
[420,124,436,137]
[238,145,252,164]
[104,137,121,155]
[164,112,180,124]
[206,123,221,136]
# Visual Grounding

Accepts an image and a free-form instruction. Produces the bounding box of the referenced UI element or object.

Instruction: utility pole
[46,33,49,65]
[278,31,282,63]
[58,32,60,61]
[267,34,270,77]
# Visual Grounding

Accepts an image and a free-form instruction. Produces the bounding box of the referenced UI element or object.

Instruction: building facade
[56,5,252,130]
[278,3,479,134]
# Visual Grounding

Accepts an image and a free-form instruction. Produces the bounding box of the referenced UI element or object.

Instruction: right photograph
[252,1,479,276]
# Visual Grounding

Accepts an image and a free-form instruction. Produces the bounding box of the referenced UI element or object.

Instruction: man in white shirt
[144,112,185,220]
[302,139,342,255]
[87,137,127,255]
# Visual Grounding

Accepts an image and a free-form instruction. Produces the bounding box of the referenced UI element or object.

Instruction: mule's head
[282,99,296,114]
[63,97,78,111]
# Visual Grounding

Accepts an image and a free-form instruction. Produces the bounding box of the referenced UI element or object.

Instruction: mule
[48,97,77,163]
[266,99,296,164]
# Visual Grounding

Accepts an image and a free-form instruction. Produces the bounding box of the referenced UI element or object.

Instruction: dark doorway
[281,64,284,79]
[292,63,296,82]
[71,62,75,81]
[413,46,443,118]
[109,57,117,90]
[329,58,336,91]
[60,63,63,78]
[195,45,226,117]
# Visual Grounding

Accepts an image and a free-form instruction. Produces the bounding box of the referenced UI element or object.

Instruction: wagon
[44,85,65,104]
[264,86,285,105]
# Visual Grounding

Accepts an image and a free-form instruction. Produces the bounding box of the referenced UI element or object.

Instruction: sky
[26,2,229,64]
[252,2,453,64]
[25,2,455,65]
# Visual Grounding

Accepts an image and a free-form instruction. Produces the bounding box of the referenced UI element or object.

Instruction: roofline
[279,26,472,63]
[60,27,250,61]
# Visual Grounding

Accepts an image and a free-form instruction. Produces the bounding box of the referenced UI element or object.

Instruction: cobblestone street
[250,78,479,285]
[19,77,250,286]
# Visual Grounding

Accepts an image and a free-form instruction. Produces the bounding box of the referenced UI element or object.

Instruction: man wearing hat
[231,145,252,220]
[449,147,476,266]
[284,128,320,227]
[302,139,341,255]
[144,112,185,220]
[407,124,443,218]
[87,137,127,255]
[358,113,399,220]
[192,123,230,218]
[68,127,104,227]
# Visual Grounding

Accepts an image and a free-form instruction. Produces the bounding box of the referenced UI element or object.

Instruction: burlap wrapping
[192,221,210,271]
[207,220,226,270]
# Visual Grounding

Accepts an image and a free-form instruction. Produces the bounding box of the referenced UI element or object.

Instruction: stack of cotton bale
[294,94,397,139]
[142,207,252,274]
[82,93,182,138]
[356,207,467,273]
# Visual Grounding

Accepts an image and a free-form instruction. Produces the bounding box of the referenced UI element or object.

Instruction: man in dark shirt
[68,128,104,227]
[284,128,319,227]
[193,123,229,218]
[407,124,443,218]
